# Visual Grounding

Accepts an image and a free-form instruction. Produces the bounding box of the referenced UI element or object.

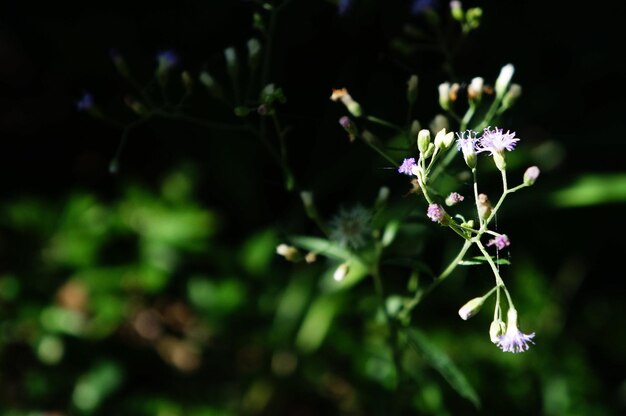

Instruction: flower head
[156,50,179,72]
[426,203,447,223]
[477,126,519,155]
[445,192,464,206]
[456,130,478,168]
[330,205,372,249]
[496,308,535,353]
[487,234,510,250]
[76,92,94,111]
[524,166,540,186]
[398,158,417,176]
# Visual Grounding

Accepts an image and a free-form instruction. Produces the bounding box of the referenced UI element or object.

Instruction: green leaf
[406,328,480,408]
[549,173,626,208]
[288,235,355,262]
[295,294,341,354]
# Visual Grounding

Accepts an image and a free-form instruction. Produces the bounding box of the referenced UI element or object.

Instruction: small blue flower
[156,50,179,71]
[338,0,353,16]
[76,92,94,111]
[411,0,439,15]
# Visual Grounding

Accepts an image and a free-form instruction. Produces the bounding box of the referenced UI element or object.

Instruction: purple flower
[398,158,417,176]
[76,92,94,111]
[487,234,510,250]
[496,309,535,353]
[456,130,478,168]
[445,192,464,206]
[411,0,439,15]
[427,203,446,223]
[338,0,353,15]
[477,126,519,155]
[157,50,179,71]
[339,116,352,129]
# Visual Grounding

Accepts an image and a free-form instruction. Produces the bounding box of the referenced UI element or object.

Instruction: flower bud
[330,88,362,117]
[477,193,492,221]
[339,116,358,142]
[224,47,238,78]
[199,71,223,99]
[495,63,515,98]
[429,114,449,134]
[247,38,262,70]
[523,166,540,186]
[407,75,418,104]
[438,82,451,110]
[417,129,431,154]
[458,297,484,320]
[375,186,390,209]
[423,142,435,159]
[445,192,464,206]
[450,0,463,21]
[467,77,484,102]
[181,71,193,92]
[490,318,506,343]
[502,83,522,109]
[333,263,349,282]
[305,252,317,264]
[410,120,422,137]
[493,150,507,171]
[465,7,482,29]
[276,244,300,262]
[434,128,454,150]
[109,48,130,78]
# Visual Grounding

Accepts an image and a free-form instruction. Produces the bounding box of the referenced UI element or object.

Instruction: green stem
[366,115,405,134]
[472,167,483,228]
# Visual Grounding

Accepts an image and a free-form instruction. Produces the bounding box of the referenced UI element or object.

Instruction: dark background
[0,0,625,414]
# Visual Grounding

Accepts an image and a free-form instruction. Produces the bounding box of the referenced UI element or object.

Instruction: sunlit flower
[496,308,535,353]
[426,203,446,223]
[487,234,510,250]
[477,126,519,155]
[445,192,464,206]
[398,158,417,176]
[456,130,478,168]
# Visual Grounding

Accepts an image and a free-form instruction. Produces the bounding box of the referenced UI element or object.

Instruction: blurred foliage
[1,0,625,415]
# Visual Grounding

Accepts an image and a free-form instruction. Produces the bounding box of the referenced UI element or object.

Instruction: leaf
[406,328,480,408]
[459,256,510,266]
[288,235,355,262]
[549,173,626,208]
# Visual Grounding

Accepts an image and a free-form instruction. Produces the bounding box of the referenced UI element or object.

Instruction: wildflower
[467,77,484,101]
[445,192,464,206]
[438,82,451,110]
[330,205,372,249]
[477,126,520,171]
[276,244,300,262]
[76,92,94,111]
[489,318,506,343]
[458,297,484,320]
[477,193,492,220]
[487,234,510,250]
[494,63,515,98]
[330,88,362,117]
[426,203,447,224]
[411,0,439,15]
[339,116,358,142]
[398,158,417,176]
[337,0,353,16]
[523,166,540,186]
[456,130,478,168]
[156,50,178,72]
[449,1,463,21]
[433,128,455,150]
[496,308,535,353]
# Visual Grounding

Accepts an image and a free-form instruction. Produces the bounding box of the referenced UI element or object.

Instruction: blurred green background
[0,0,624,415]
